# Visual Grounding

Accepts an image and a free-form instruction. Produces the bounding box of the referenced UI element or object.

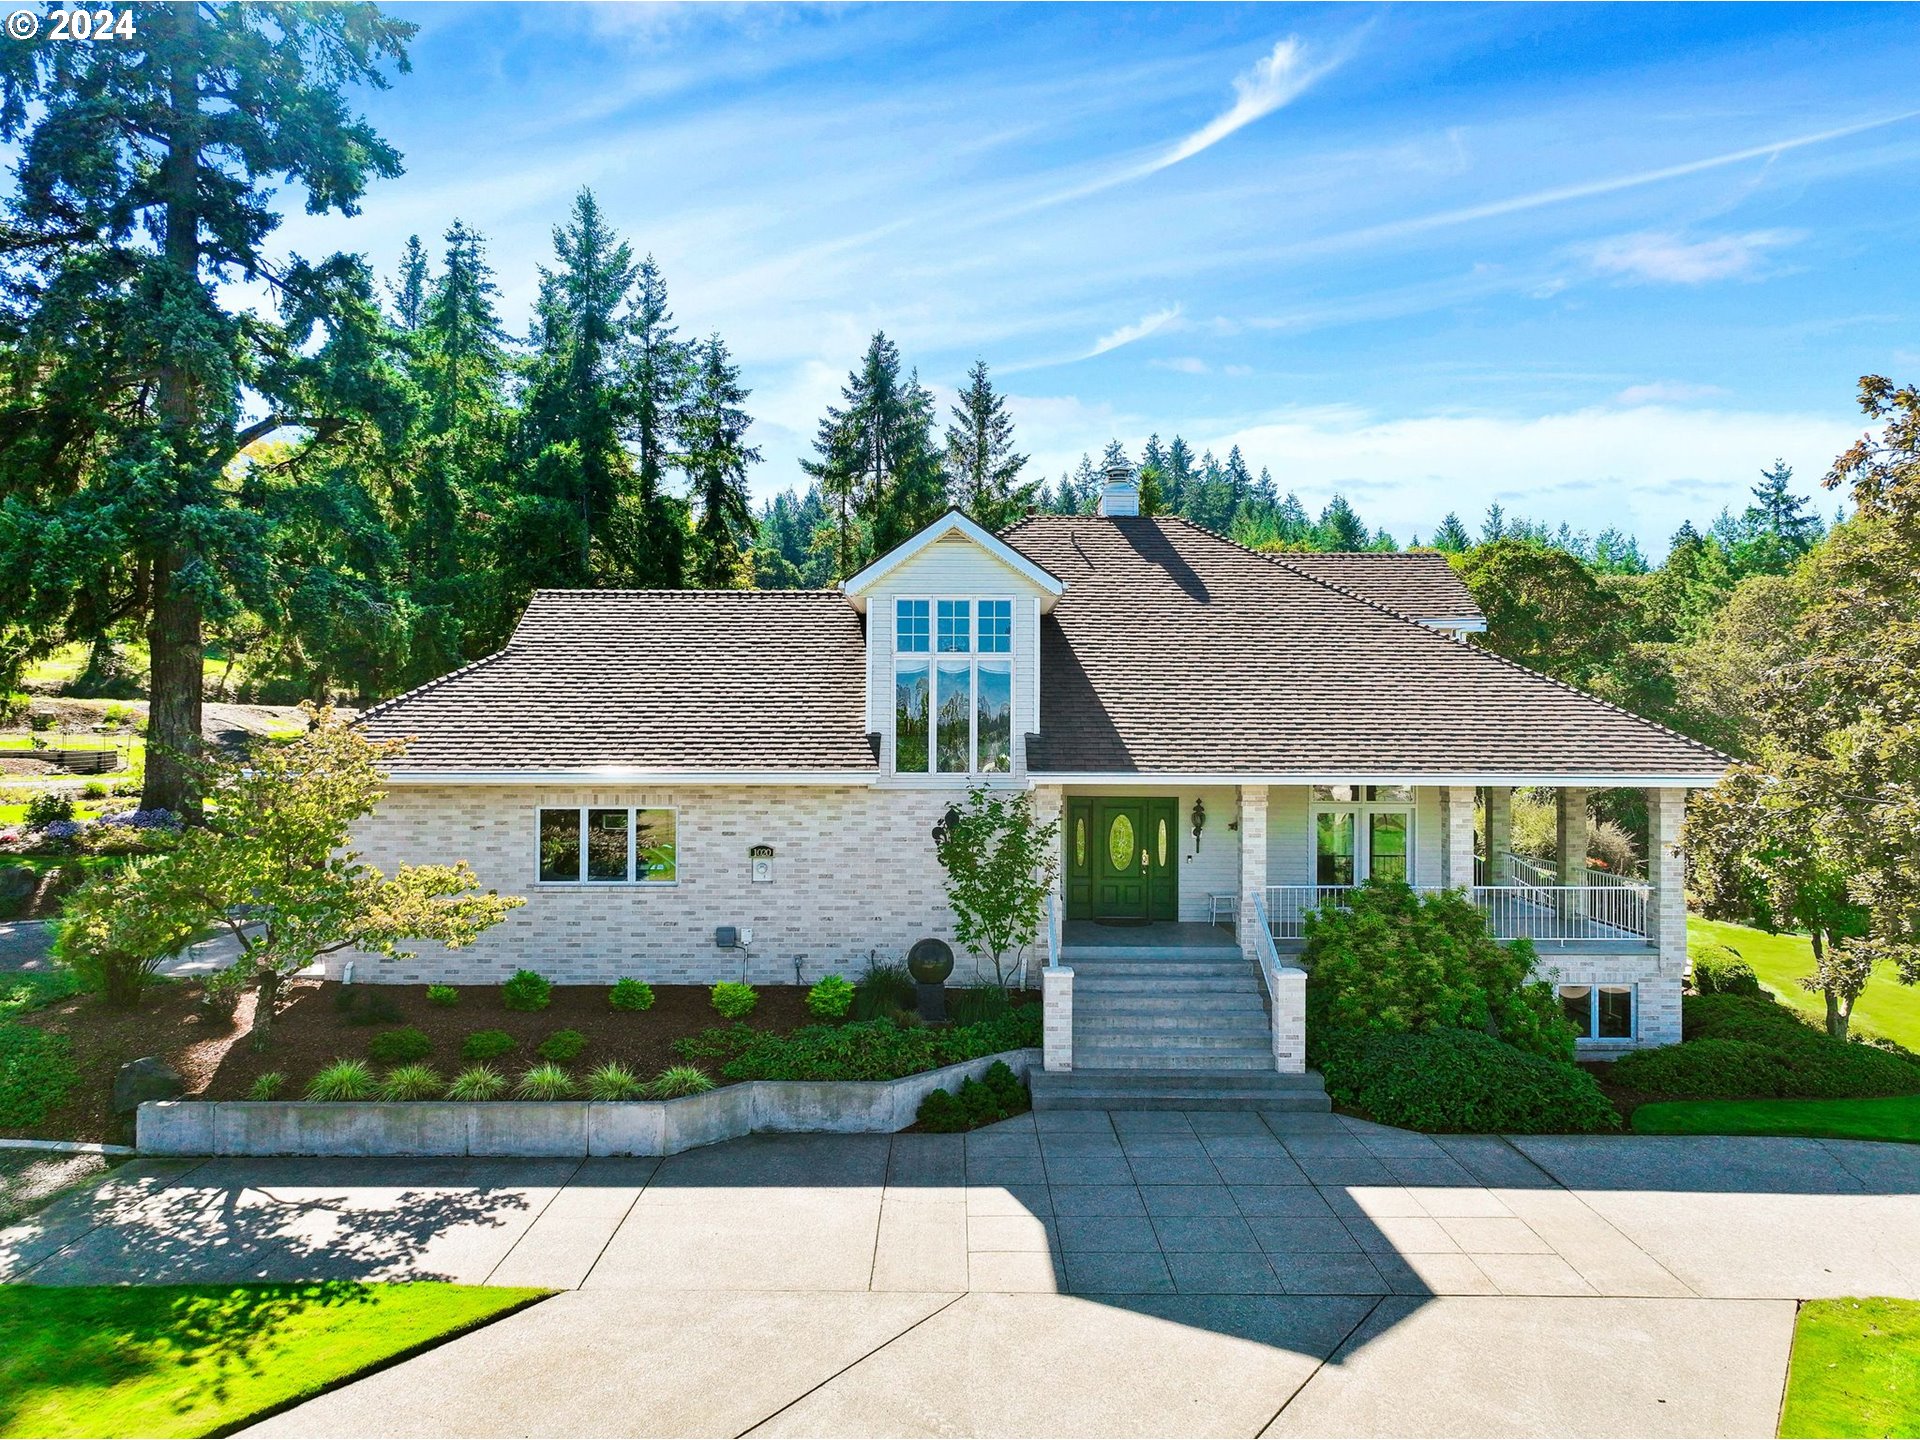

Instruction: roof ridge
[356,646,515,726]
[528,587,846,597]
[1158,516,1730,766]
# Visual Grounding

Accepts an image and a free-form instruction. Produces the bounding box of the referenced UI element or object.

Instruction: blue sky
[276,2,1920,553]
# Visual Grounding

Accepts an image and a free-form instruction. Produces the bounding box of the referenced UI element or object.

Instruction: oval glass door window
[1157,817,1169,867]
[1107,812,1135,872]
[1074,816,1086,868]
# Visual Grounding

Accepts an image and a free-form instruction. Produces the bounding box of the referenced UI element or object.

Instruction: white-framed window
[537,806,678,885]
[894,596,1015,776]
[1311,784,1414,885]
[1560,983,1636,1042]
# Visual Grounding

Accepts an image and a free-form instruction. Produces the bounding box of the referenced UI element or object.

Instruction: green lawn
[1693,918,1920,1052]
[1634,1094,1920,1144]
[1780,1297,1920,1438]
[0,1282,548,1439]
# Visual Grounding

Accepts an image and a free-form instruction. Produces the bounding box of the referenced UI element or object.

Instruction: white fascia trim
[840,510,1065,611]
[1420,615,1488,633]
[1031,770,1727,789]
[383,769,881,786]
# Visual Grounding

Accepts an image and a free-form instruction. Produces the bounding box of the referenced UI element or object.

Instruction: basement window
[1560,983,1635,1041]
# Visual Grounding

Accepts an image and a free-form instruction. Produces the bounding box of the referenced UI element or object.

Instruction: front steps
[1050,924,1325,1108]
[1031,1068,1331,1112]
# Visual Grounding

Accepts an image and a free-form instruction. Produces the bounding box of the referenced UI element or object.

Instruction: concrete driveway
[6,1111,1919,1438]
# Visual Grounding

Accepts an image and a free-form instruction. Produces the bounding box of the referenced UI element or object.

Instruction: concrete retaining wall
[138,1048,1040,1158]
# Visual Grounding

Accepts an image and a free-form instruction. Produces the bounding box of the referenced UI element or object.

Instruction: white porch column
[1486,785,1513,885]
[1643,786,1688,1046]
[1238,785,1268,960]
[1442,785,1476,891]
[1031,784,1065,974]
[1556,786,1589,918]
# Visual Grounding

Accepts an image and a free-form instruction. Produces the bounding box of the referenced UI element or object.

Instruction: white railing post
[1251,893,1308,1075]
[1041,893,1073,1071]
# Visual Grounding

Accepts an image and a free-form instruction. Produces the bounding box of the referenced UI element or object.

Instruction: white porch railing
[1265,881,1650,942]
[1045,893,1059,969]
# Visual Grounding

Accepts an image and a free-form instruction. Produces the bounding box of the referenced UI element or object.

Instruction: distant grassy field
[1693,917,1920,1052]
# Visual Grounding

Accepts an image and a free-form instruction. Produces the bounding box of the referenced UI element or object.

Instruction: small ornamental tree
[62,706,523,1044]
[934,787,1060,990]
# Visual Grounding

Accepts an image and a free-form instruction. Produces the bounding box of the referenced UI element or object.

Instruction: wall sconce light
[932,804,961,847]
[1190,797,1207,852]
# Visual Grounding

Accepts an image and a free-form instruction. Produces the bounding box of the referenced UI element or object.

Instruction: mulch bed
[1579,1059,1650,1124]
[201,980,821,1101]
[6,977,828,1143]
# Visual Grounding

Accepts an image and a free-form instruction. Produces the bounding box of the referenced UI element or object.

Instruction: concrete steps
[1032,1068,1331,1112]
[1067,936,1286,1078]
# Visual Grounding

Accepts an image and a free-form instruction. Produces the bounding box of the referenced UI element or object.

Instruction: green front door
[1066,797,1179,924]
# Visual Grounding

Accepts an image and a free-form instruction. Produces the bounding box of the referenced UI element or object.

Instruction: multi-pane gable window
[978,600,1012,653]
[937,600,971,652]
[894,596,1014,776]
[538,807,678,884]
[896,599,930,653]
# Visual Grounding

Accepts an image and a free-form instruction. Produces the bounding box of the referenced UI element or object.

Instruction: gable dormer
[842,511,1065,784]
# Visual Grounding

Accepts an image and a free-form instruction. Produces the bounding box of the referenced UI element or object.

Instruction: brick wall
[336,783,997,987]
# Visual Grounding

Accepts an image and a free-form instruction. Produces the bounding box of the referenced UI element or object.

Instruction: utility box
[715,926,738,949]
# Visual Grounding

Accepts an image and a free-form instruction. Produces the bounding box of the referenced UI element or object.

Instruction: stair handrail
[1250,891,1284,1000]
[1045,892,1059,969]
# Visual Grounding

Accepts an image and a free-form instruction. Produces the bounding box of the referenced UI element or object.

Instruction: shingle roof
[1280,551,1480,621]
[361,590,876,773]
[998,515,1727,779]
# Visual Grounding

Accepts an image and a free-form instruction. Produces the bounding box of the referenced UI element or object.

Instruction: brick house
[349,467,1727,1093]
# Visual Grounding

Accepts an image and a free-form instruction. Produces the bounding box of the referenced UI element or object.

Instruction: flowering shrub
[101,809,182,831]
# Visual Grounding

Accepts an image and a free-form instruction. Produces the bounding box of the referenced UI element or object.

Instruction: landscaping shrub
[447,1064,508,1101]
[675,1007,1042,1083]
[501,968,552,1013]
[945,985,1011,1026]
[306,1059,377,1102]
[461,1029,515,1062]
[247,1072,286,1101]
[609,978,655,1012]
[81,781,108,800]
[1315,1027,1620,1133]
[647,1064,715,1098]
[806,974,855,1020]
[514,1062,576,1100]
[0,1024,78,1127]
[536,1029,586,1063]
[0,971,80,1018]
[710,981,758,1019]
[425,984,460,1008]
[917,1061,1029,1132]
[367,1026,433,1064]
[852,958,915,1020]
[585,1062,644,1100]
[1691,942,1762,997]
[380,1064,445,1101]
[25,793,74,830]
[0,690,26,727]
[1302,880,1575,1060]
[198,965,249,1023]
[1610,993,1920,1100]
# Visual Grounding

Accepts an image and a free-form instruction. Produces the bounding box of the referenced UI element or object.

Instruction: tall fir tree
[0,1,413,809]
[1316,495,1370,550]
[944,359,1030,530]
[602,253,689,589]
[390,234,430,332]
[683,335,760,587]
[1431,512,1473,552]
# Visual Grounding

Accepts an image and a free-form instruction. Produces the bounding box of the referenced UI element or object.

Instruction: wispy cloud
[1146,37,1334,175]
[1614,381,1730,405]
[1156,356,1212,375]
[1585,229,1798,284]
[1003,305,1183,374]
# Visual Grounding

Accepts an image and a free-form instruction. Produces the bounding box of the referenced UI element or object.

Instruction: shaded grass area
[1693,918,1920,1052]
[1780,1297,1920,1438]
[1635,1094,1920,1144]
[0,1282,548,1439]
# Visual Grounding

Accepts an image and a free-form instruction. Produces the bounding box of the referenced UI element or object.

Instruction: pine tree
[390,235,430,331]
[519,188,643,586]
[684,335,761,587]
[606,254,689,589]
[943,358,1030,530]
[0,2,413,810]
[1481,503,1507,544]
[1316,495,1370,550]
[1431,512,1472,552]
[802,333,945,577]
[1163,436,1196,514]
[1739,458,1824,575]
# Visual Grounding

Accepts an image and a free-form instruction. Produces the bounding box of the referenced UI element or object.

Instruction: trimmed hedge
[918,1061,1029,1132]
[1610,994,1920,1101]
[1690,942,1762,997]
[1316,1027,1620,1134]
[673,1007,1041,1083]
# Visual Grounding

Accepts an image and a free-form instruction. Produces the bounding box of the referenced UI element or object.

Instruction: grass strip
[1633,1094,1920,1144]
[1780,1297,1920,1438]
[0,1281,548,1439]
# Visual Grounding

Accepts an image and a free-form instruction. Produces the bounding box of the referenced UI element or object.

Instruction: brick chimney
[1097,460,1139,517]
